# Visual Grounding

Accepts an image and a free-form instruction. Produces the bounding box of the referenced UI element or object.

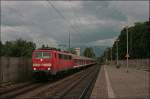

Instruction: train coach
[32,48,96,79]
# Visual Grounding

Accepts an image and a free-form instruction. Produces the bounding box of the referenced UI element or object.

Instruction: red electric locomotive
[32,49,95,79]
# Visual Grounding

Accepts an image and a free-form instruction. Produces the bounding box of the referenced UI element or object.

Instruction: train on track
[32,48,96,79]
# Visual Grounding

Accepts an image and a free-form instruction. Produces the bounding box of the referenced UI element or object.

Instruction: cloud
[1,25,34,42]
[88,37,117,47]
[109,1,149,25]
[1,1,149,48]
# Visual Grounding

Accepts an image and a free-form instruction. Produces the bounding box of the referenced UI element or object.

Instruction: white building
[74,48,80,56]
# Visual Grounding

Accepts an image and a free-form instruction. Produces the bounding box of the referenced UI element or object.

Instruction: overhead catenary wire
[69,2,82,32]
[46,0,80,34]
[68,1,83,46]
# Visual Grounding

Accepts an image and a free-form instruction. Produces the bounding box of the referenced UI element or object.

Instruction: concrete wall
[108,59,150,69]
[0,57,32,83]
[0,57,149,83]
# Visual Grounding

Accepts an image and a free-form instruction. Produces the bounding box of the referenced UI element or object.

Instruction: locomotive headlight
[33,68,36,70]
[48,67,51,70]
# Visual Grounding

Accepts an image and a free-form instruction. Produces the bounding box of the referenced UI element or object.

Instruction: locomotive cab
[32,50,52,73]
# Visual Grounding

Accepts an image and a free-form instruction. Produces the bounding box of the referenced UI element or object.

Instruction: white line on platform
[104,65,115,98]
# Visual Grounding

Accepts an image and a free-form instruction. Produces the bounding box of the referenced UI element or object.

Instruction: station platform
[90,65,149,99]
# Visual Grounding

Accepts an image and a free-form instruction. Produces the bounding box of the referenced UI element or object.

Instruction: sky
[1,1,149,49]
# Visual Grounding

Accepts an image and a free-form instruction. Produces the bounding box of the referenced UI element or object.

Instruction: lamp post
[69,31,70,50]
[116,39,119,66]
[126,26,129,72]
[122,25,129,72]
[111,47,112,63]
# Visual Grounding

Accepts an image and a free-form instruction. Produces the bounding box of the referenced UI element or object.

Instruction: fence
[0,57,32,83]
[109,59,150,69]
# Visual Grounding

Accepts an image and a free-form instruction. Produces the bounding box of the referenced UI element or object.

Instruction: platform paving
[90,66,108,99]
[90,65,150,99]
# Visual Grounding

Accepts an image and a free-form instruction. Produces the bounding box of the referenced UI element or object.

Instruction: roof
[33,49,95,60]
[72,55,94,60]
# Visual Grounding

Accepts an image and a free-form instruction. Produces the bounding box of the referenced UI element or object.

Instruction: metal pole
[126,26,129,72]
[69,31,70,50]
[117,41,118,65]
[111,47,112,63]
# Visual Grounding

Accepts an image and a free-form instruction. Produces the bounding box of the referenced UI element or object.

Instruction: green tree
[111,21,150,59]
[2,38,36,57]
[0,41,4,56]
[42,44,46,48]
[83,47,95,58]
[3,41,14,56]
[101,21,150,61]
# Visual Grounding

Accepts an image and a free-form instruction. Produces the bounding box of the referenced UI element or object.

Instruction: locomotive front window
[43,52,51,58]
[34,52,51,59]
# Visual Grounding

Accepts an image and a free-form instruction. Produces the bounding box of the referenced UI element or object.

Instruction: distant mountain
[92,46,108,57]
[72,45,108,57]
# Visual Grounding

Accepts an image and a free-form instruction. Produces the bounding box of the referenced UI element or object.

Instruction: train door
[51,52,58,74]
[54,52,59,73]
[58,53,63,71]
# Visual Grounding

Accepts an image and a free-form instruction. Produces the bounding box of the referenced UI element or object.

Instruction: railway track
[62,65,100,99]
[0,65,100,99]
[36,67,94,98]
[30,65,99,99]
[47,65,100,99]
[0,81,34,95]
[0,82,44,99]
[15,66,94,98]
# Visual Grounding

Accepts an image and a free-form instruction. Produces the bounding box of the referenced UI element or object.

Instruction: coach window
[67,55,69,60]
[59,54,62,59]
[63,55,66,60]
[66,55,69,60]
[67,55,71,60]
[69,56,72,60]
[65,55,67,60]
[55,53,57,58]
[66,55,68,60]
[62,54,65,59]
